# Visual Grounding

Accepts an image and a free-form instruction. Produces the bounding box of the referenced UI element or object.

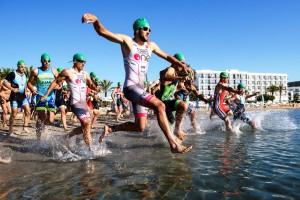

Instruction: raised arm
[150,42,193,74]
[82,13,132,45]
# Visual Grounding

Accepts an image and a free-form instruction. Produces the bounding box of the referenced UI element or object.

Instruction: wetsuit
[233,95,251,124]
[68,69,90,122]
[214,90,230,120]
[36,67,56,111]
[123,40,153,118]
[5,71,28,108]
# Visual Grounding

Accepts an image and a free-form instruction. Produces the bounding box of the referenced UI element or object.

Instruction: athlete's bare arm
[82,13,133,57]
[149,42,192,74]
[27,68,38,95]
[227,94,240,105]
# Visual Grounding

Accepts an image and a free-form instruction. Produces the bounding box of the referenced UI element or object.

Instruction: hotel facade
[194,69,288,102]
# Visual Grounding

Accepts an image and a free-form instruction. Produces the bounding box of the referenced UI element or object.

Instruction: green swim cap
[144,80,148,85]
[95,78,101,83]
[90,72,96,77]
[57,68,63,73]
[41,53,51,61]
[17,60,26,66]
[220,72,228,78]
[133,18,150,31]
[238,83,246,89]
[118,82,122,85]
[73,53,86,62]
[174,53,185,61]
[63,85,68,89]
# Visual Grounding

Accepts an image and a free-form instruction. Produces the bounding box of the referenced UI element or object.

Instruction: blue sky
[1,0,299,89]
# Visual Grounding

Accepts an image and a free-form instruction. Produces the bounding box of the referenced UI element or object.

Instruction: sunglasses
[42,59,51,63]
[181,62,186,65]
[77,60,86,63]
[141,27,151,32]
[18,65,25,68]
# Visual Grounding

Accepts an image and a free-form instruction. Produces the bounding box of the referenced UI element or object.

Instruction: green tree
[293,93,299,103]
[257,94,275,102]
[278,84,285,103]
[99,79,113,97]
[267,84,279,102]
[0,67,14,80]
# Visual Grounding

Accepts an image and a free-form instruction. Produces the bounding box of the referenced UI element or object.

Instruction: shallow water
[0,109,299,199]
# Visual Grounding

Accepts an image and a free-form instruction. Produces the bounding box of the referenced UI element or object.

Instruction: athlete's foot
[3,124,8,128]
[170,144,193,154]
[64,127,71,132]
[174,130,187,141]
[8,128,13,135]
[99,125,111,143]
[22,127,30,134]
[0,157,11,164]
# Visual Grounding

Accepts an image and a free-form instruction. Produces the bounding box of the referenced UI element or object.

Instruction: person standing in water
[3,60,31,134]
[41,53,99,150]
[227,83,259,129]
[213,71,241,132]
[28,53,58,140]
[82,13,193,153]
[0,78,12,128]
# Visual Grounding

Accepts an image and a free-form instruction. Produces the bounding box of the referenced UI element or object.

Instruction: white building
[195,69,288,102]
[288,86,300,102]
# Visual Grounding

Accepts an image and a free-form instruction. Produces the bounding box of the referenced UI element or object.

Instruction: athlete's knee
[178,101,188,113]
[155,100,166,113]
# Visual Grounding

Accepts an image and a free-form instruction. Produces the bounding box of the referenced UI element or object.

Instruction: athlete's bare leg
[174,101,188,140]
[100,97,192,153]
[8,108,19,135]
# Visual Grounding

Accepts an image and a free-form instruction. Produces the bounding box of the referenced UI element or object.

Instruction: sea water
[0,109,299,199]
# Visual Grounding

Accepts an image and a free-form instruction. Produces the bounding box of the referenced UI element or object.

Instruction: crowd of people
[0,13,260,163]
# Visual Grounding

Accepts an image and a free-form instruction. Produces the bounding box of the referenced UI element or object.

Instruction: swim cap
[73,53,86,62]
[57,68,63,73]
[133,18,150,31]
[17,60,26,66]
[174,53,185,61]
[144,80,148,85]
[90,72,96,77]
[95,78,101,83]
[41,53,51,61]
[238,83,246,89]
[63,85,68,89]
[118,82,121,85]
[220,72,228,78]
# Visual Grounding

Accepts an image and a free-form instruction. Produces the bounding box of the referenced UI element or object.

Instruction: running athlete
[174,56,210,132]
[227,83,259,129]
[0,79,12,128]
[213,71,241,132]
[82,13,193,153]
[41,53,99,150]
[55,68,69,131]
[158,53,191,141]
[3,60,31,134]
[27,53,58,140]
[111,82,123,121]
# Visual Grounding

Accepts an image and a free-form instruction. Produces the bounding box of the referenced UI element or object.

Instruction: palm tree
[99,79,114,97]
[267,84,279,102]
[0,67,14,80]
[277,84,285,103]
